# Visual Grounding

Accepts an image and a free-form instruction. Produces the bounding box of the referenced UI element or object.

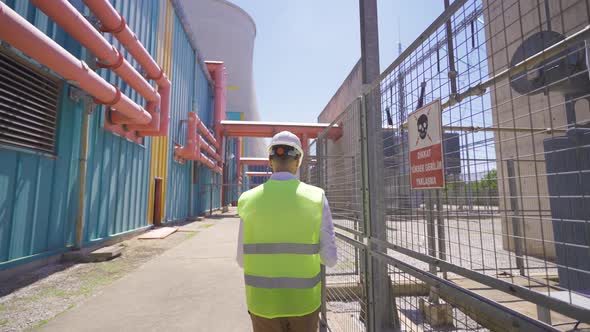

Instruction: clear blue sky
[229,0,445,123]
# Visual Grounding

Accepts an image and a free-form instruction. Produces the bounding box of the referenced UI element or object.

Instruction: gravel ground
[0,220,213,332]
[325,216,562,332]
[387,216,558,278]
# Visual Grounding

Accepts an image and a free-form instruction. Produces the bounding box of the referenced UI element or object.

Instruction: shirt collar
[269,172,298,181]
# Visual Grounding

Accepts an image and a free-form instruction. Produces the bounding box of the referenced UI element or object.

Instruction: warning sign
[408,99,445,189]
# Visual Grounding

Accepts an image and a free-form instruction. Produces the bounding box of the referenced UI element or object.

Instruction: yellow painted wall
[147,0,175,224]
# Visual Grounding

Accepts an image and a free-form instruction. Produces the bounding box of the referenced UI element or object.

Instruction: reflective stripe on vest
[243,243,320,255]
[244,272,321,289]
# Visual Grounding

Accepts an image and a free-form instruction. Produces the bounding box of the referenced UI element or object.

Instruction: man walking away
[236,131,338,332]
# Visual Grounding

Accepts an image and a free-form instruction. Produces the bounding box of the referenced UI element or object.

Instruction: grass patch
[185,231,199,239]
[0,319,8,327]
[18,287,69,303]
[199,224,215,229]
[0,303,5,311]
[30,319,48,330]
[78,274,115,296]
[98,261,124,274]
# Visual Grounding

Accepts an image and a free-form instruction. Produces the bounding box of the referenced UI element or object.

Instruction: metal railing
[302,0,590,330]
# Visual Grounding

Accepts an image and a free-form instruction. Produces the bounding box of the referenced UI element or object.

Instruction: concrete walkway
[40,215,252,332]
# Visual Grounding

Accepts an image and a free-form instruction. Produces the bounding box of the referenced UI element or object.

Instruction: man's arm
[320,195,338,267]
[236,219,244,268]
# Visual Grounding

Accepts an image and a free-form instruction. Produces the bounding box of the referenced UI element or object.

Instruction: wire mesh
[315,0,590,330]
[323,236,368,332]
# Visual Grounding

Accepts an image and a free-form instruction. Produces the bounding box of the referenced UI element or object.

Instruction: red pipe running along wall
[237,137,243,184]
[193,111,221,164]
[206,62,226,165]
[174,113,221,174]
[197,120,220,151]
[82,0,171,138]
[206,62,226,205]
[30,0,161,143]
[0,3,151,128]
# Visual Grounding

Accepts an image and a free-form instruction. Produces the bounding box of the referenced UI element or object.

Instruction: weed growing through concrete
[185,231,199,239]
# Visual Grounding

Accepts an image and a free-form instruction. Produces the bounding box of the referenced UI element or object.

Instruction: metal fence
[304,0,590,330]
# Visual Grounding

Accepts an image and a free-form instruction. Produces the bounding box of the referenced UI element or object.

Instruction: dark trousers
[249,309,320,332]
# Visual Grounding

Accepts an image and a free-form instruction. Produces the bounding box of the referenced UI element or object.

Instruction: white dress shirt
[236,172,338,268]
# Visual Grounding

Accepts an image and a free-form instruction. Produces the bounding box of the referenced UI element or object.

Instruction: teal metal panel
[164,12,195,222]
[0,2,85,268]
[0,86,83,268]
[83,0,159,243]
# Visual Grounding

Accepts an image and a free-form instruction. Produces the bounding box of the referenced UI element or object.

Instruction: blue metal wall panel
[194,77,222,215]
[0,2,85,268]
[1,0,220,268]
[83,0,159,243]
[164,12,194,222]
[196,62,213,128]
[0,87,83,268]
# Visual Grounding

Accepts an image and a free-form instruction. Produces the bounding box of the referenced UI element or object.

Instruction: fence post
[436,190,447,279]
[360,95,398,331]
[506,159,525,276]
[426,190,440,303]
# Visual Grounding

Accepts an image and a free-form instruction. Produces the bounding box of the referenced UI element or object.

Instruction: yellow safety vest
[238,179,324,318]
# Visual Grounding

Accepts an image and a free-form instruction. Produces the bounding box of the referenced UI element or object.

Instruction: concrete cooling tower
[177,0,267,158]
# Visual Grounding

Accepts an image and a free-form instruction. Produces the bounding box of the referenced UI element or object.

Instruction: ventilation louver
[0,49,60,155]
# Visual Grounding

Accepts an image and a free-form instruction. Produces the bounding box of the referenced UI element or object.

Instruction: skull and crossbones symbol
[414,111,433,145]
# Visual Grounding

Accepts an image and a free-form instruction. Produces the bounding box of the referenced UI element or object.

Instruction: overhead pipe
[0,3,151,124]
[246,172,272,177]
[30,0,161,131]
[220,120,343,140]
[82,0,171,137]
[240,158,270,167]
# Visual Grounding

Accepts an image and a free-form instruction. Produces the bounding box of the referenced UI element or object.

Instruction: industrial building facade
[0,0,243,271]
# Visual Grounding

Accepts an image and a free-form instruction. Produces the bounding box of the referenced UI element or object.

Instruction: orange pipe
[83,0,171,137]
[32,0,162,130]
[236,137,243,182]
[246,172,272,177]
[220,120,343,140]
[174,113,222,174]
[175,113,198,160]
[206,62,226,150]
[197,119,220,151]
[201,140,222,163]
[0,3,151,124]
[240,158,270,167]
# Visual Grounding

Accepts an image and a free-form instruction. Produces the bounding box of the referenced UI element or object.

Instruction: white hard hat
[268,131,304,165]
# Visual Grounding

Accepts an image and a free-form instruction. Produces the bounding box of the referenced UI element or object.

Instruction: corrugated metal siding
[192,55,221,215]
[0,89,83,268]
[82,0,159,243]
[0,2,83,268]
[0,0,222,268]
[147,0,174,225]
[164,12,195,222]
[196,61,213,128]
